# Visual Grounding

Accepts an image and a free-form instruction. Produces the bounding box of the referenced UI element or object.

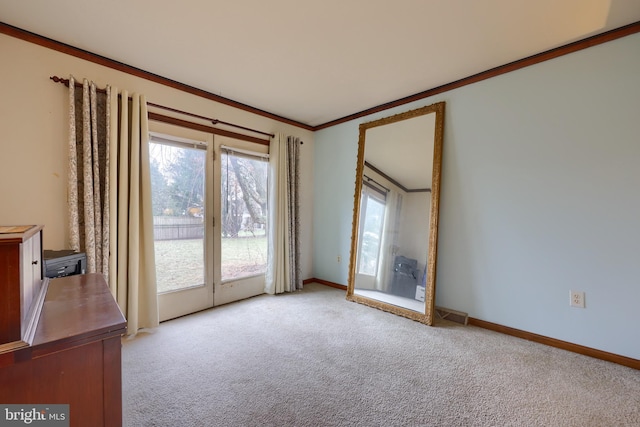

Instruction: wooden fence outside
[153,216,204,240]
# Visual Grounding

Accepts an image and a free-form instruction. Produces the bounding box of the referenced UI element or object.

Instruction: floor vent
[435,306,469,325]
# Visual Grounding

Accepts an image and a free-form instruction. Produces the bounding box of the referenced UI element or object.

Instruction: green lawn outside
[154,235,267,293]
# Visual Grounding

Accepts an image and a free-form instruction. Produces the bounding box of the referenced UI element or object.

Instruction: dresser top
[0,225,43,244]
[31,273,127,355]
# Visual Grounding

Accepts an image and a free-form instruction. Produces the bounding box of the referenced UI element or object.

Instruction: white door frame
[212,135,268,306]
[150,123,214,321]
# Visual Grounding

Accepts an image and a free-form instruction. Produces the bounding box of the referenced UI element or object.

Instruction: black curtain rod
[50,76,275,138]
[363,174,390,193]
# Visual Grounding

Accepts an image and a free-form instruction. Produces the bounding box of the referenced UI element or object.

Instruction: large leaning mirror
[346,102,445,325]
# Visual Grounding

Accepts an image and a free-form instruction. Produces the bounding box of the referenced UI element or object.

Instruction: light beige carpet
[122,283,640,426]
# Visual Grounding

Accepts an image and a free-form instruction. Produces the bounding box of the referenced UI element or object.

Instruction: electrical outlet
[337,255,342,263]
[570,290,585,308]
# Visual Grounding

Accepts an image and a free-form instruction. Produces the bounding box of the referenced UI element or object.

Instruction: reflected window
[358,183,386,276]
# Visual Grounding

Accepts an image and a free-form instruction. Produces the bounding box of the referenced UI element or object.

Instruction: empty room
[0,1,639,426]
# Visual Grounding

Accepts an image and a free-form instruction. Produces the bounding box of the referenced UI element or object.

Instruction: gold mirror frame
[346,102,445,325]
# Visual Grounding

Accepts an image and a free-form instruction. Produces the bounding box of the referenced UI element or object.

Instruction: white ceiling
[1,1,639,127]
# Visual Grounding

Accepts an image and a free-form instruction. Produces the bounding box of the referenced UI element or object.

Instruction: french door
[149,124,214,321]
[213,135,269,306]
[149,123,268,321]
[355,184,386,290]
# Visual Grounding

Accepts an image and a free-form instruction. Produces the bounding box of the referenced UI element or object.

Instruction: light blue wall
[313,33,640,359]
[312,124,359,284]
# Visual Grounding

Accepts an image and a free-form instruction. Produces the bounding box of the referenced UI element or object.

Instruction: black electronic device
[43,250,87,279]
[390,255,420,299]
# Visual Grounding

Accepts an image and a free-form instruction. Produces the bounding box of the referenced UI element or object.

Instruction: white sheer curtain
[68,76,158,335]
[265,133,302,294]
[376,190,402,292]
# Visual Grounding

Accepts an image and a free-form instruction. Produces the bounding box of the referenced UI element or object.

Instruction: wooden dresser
[0,273,127,427]
[0,225,46,350]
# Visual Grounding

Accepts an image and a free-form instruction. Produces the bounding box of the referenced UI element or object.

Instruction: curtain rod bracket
[50,75,68,85]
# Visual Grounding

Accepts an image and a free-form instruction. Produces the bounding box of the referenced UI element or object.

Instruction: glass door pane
[150,141,206,293]
[358,193,385,276]
[220,149,268,282]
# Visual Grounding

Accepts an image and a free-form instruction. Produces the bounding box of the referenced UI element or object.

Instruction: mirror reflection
[347,103,445,325]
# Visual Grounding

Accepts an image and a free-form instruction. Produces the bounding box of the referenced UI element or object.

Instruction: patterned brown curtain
[68,77,110,278]
[287,136,302,291]
[265,133,302,294]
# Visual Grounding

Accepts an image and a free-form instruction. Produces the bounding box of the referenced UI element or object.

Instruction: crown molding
[2,20,639,132]
[0,22,313,131]
[314,20,640,130]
